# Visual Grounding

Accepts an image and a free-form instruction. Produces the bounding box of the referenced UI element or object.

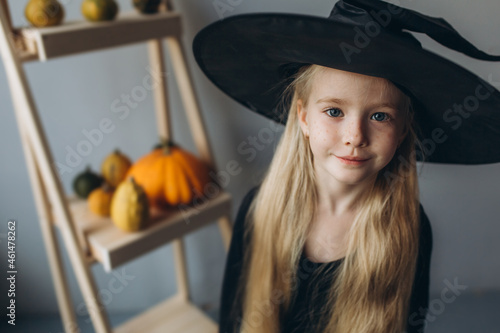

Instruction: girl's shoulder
[417,203,433,254]
[244,184,260,203]
[232,184,261,237]
[236,185,260,220]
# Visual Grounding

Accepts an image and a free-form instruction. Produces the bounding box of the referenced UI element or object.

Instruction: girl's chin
[325,167,378,185]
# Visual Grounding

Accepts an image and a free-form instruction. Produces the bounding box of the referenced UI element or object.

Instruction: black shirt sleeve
[219,186,259,333]
[406,204,434,333]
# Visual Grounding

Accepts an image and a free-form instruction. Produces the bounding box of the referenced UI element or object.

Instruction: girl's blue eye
[325,109,391,122]
[371,112,390,122]
[325,108,342,117]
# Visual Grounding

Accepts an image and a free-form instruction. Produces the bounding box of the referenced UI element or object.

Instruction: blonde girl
[193,0,500,332]
[220,64,430,333]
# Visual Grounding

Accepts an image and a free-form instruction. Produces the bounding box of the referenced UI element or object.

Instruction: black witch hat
[193,0,500,164]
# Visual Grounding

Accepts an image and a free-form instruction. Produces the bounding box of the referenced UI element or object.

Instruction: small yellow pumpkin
[110,177,149,232]
[101,149,132,187]
[126,140,214,207]
[81,0,118,22]
[88,184,114,217]
[25,0,64,27]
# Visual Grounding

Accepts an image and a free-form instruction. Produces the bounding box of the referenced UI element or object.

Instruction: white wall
[0,0,499,323]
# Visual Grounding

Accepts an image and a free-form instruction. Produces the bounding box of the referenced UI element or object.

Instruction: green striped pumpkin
[133,0,162,14]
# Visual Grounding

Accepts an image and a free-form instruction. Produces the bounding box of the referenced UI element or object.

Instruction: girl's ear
[297,99,309,138]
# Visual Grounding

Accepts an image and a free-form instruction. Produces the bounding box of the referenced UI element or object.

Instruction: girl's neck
[315,173,376,217]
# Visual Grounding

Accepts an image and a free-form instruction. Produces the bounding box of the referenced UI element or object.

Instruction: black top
[219,186,433,333]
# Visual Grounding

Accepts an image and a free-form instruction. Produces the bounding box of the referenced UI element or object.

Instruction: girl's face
[298,66,407,187]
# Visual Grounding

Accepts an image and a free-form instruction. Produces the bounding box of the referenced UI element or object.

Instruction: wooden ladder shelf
[0,1,233,332]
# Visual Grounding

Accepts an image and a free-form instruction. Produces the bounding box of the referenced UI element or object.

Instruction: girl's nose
[343,118,368,148]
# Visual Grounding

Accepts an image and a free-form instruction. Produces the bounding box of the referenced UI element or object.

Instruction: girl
[220,65,431,333]
[193,0,500,332]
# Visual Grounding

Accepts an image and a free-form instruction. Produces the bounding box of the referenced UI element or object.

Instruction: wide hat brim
[193,4,500,165]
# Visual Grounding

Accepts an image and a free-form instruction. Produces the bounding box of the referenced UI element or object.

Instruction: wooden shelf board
[19,11,181,61]
[69,191,231,272]
[115,295,218,333]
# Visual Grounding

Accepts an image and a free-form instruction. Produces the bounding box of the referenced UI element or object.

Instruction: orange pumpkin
[126,141,214,207]
[88,184,114,217]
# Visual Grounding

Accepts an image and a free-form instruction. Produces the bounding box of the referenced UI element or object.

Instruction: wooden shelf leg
[22,129,79,333]
[218,215,233,252]
[0,2,77,329]
[0,6,111,333]
[166,35,218,171]
[148,38,172,142]
[148,34,193,304]
[173,238,190,301]
[0,0,13,33]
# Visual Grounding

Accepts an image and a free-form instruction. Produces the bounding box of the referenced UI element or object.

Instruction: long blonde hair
[235,64,425,333]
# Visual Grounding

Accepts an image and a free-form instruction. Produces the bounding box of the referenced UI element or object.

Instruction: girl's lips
[336,156,370,165]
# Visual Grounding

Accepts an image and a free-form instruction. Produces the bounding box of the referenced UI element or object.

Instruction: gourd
[133,0,162,14]
[72,166,103,198]
[110,177,149,232]
[25,0,65,27]
[87,184,114,217]
[101,149,132,187]
[126,141,214,207]
[81,0,118,21]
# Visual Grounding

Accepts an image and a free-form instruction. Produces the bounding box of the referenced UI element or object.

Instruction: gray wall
[1,0,499,323]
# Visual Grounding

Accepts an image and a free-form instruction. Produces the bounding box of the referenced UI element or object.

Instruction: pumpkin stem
[102,182,113,192]
[158,137,175,155]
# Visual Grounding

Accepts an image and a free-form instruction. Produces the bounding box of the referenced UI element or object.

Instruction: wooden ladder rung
[115,294,218,333]
[67,191,232,272]
[18,11,182,61]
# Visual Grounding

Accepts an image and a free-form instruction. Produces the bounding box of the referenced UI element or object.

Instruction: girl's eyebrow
[316,97,346,105]
[316,97,398,111]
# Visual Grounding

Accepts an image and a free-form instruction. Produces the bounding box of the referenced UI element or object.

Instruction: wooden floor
[5,291,500,333]
[115,296,217,333]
